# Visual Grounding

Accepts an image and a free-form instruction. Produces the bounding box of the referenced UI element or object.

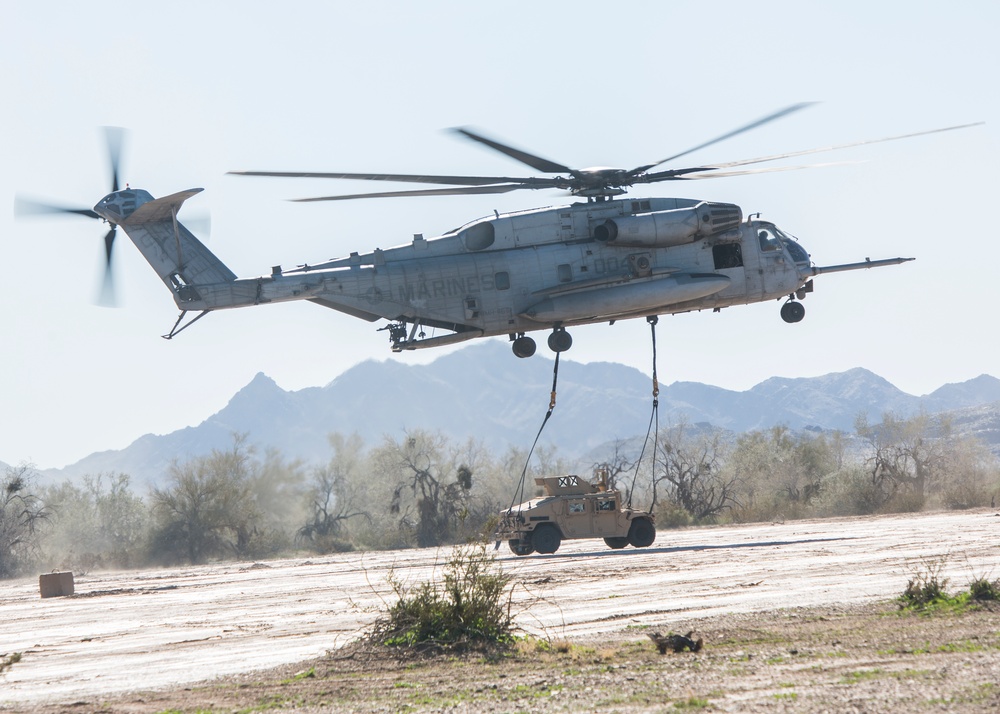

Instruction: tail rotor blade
[97,226,118,307]
[14,196,100,219]
[104,126,125,193]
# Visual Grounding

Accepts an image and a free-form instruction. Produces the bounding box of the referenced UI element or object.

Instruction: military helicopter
[16,107,977,357]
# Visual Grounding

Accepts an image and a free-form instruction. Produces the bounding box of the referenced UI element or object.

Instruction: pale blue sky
[2,1,997,468]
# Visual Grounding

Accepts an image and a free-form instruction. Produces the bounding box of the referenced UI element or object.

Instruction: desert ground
[2,509,998,712]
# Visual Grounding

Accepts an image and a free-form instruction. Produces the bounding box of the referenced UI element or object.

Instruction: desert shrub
[149,435,303,564]
[900,559,951,608]
[937,447,999,510]
[1,652,22,674]
[726,497,781,524]
[302,532,355,554]
[654,502,693,529]
[968,577,1000,602]
[811,467,887,517]
[42,473,148,571]
[881,487,925,514]
[368,543,514,651]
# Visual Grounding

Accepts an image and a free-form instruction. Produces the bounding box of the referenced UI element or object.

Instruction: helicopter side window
[460,222,495,251]
[557,264,572,283]
[712,243,743,270]
[494,271,510,290]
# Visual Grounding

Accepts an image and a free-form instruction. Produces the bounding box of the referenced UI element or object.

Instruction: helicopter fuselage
[98,188,910,354]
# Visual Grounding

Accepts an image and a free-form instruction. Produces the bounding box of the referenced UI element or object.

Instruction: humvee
[495,473,656,555]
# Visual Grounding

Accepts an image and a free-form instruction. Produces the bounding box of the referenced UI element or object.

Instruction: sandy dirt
[1,509,998,711]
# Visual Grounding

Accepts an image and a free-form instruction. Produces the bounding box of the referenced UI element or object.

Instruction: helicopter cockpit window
[460,221,495,251]
[757,227,781,252]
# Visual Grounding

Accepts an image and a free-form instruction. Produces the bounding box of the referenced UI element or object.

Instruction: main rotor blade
[666,122,985,175]
[633,102,818,174]
[14,196,100,219]
[229,170,537,187]
[291,184,527,202]
[104,126,125,193]
[451,127,573,174]
[652,160,863,181]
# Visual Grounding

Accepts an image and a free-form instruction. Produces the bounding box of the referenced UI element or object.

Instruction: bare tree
[373,430,475,547]
[298,433,371,552]
[855,412,948,510]
[653,424,736,520]
[856,412,1000,512]
[1,464,49,578]
[592,438,637,495]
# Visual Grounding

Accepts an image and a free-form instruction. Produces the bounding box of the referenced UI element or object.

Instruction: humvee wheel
[532,524,561,554]
[604,536,629,550]
[627,518,656,548]
[508,538,534,556]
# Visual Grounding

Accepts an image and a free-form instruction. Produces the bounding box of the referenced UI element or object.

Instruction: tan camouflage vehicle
[495,472,656,555]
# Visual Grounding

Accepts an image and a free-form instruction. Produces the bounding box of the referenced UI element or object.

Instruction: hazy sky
[2,1,997,469]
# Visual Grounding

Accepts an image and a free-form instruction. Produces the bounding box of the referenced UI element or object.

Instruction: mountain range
[15,340,1000,490]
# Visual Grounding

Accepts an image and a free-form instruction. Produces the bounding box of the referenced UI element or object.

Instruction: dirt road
[2,509,997,708]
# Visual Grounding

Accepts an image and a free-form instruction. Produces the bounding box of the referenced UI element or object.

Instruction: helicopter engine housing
[593,201,742,247]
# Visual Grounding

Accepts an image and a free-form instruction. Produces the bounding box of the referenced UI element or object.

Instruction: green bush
[899,558,951,608]
[901,574,949,607]
[368,543,514,651]
[968,577,1000,602]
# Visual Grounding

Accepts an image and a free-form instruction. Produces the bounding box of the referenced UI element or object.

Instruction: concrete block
[39,571,75,598]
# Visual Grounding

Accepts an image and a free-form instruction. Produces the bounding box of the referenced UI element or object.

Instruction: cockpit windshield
[755,223,810,264]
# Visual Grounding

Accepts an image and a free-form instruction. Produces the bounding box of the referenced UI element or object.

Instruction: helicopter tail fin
[119,188,238,305]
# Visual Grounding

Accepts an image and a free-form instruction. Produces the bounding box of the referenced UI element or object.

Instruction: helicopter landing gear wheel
[547,328,573,353]
[512,335,536,358]
[780,300,805,324]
